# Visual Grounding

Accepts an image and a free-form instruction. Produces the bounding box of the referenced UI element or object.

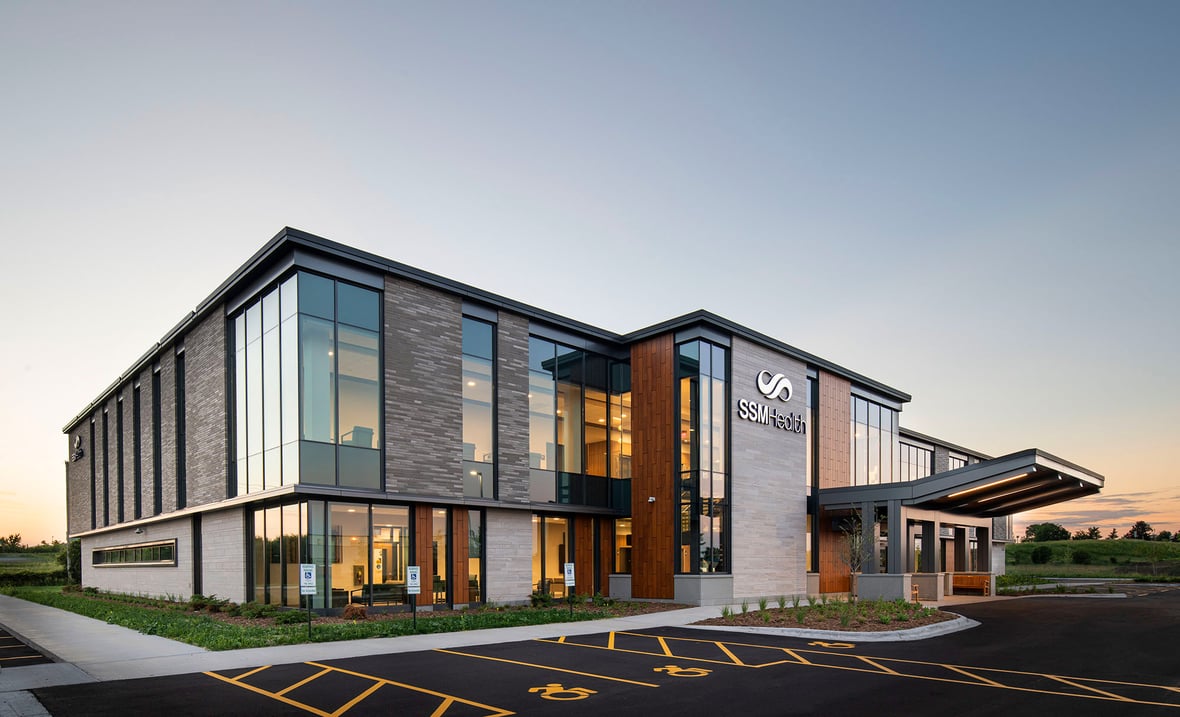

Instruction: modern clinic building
[63,228,1104,609]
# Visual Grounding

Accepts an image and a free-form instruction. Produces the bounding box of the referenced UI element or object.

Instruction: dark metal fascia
[899,427,992,461]
[622,309,911,404]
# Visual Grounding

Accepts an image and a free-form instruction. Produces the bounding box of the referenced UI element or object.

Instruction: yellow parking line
[716,643,744,666]
[607,632,615,650]
[435,648,658,688]
[331,680,385,717]
[944,665,1004,688]
[655,636,673,657]
[1047,675,1133,702]
[205,671,332,717]
[276,667,332,697]
[781,649,811,665]
[857,656,897,675]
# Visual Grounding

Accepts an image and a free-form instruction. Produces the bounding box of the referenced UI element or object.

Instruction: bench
[952,573,991,596]
[351,583,408,605]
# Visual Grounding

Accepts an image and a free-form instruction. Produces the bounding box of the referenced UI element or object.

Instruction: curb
[680,613,980,642]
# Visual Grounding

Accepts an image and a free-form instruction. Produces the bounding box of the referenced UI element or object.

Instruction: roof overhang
[818,449,1104,519]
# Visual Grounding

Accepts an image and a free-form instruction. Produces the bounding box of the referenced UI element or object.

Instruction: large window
[849,395,899,486]
[532,514,571,597]
[898,441,933,482]
[676,340,729,574]
[232,272,382,494]
[528,338,629,508]
[463,317,495,498]
[93,540,176,567]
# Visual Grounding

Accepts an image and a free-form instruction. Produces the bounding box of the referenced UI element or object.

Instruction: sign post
[564,562,576,616]
[407,566,421,630]
[299,563,317,639]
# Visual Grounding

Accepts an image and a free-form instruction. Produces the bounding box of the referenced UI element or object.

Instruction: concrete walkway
[0,594,980,716]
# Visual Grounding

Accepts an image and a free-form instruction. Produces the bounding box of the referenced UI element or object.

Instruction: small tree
[56,539,82,583]
[1026,523,1070,542]
[1107,528,1119,540]
[1124,521,1154,541]
[1087,526,1102,540]
[1158,530,1173,543]
[1073,528,1091,541]
[838,508,876,599]
[1031,546,1053,564]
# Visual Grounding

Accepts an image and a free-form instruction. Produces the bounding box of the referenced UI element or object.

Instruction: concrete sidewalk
[0,594,979,715]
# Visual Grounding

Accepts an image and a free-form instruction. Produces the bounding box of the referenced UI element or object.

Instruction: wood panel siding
[818,371,851,490]
[630,335,676,599]
[598,517,612,596]
[818,507,852,593]
[574,516,594,596]
[451,509,470,604]
[414,505,433,607]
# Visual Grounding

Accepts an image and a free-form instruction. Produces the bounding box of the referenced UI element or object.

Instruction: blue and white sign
[407,565,421,595]
[299,564,316,596]
[564,562,576,587]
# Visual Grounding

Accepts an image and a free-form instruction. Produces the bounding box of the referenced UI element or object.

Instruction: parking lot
[0,626,54,668]
[32,586,1180,716]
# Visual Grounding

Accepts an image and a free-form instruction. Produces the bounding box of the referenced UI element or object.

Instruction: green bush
[1072,550,1092,565]
[529,590,553,608]
[274,610,311,625]
[1031,546,1052,564]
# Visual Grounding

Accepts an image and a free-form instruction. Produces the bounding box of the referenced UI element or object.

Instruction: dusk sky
[2,2,1177,545]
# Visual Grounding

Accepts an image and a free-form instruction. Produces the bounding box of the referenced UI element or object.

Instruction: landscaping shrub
[529,590,553,608]
[274,610,312,625]
[342,603,367,620]
[1072,550,1092,565]
[1031,546,1052,564]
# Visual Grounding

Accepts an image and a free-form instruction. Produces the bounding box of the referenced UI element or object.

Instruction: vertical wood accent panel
[574,516,594,597]
[414,505,433,607]
[598,517,612,596]
[451,509,469,604]
[818,507,852,593]
[631,335,676,599]
[818,371,851,490]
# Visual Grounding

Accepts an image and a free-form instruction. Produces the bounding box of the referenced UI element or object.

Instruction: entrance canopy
[819,448,1104,518]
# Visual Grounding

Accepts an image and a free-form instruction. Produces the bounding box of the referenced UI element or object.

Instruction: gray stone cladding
[201,508,247,602]
[384,276,464,498]
[495,312,531,504]
[185,311,228,508]
[83,519,193,598]
[729,336,808,600]
[65,418,91,536]
[158,351,178,513]
[484,508,533,603]
[138,366,157,521]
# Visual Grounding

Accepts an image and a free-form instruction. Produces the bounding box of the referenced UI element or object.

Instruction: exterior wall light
[647,496,656,503]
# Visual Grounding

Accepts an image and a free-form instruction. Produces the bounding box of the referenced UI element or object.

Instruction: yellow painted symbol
[529,683,598,701]
[807,641,855,649]
[654,665,712,678]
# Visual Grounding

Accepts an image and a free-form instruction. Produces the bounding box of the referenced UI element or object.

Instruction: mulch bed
[695,607,957,632]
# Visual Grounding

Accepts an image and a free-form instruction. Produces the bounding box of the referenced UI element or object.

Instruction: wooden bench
[952,573,991,596]
[351,583,407,605]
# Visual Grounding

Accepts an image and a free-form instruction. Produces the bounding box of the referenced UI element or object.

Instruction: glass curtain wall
[252,502,306,607]
[676,341,729,574]
[462,318,495,498]
[849,396,899,486]
[232,272,381,495]
[531,515,571,597]
[528,337,628,508]
[899,442,933,481]
[467,510,483,602]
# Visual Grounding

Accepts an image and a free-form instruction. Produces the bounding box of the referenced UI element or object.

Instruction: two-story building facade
[63,227,1103,609]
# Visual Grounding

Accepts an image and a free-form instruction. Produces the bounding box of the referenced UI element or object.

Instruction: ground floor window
[250,500,484,611]
[92,539,176,567]
[532,515,570,598]
[614,518,631,573]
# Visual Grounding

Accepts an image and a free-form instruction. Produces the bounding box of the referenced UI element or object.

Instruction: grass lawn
[1006,539,1180,579]
[0,586,684,651]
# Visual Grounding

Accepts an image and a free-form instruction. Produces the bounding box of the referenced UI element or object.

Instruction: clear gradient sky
[1,2,1177,545]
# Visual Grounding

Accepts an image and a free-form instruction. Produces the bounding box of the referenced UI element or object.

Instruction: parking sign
[299,564,316,595]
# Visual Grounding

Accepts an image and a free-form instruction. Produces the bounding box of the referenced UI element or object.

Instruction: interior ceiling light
[946,472,1030,500]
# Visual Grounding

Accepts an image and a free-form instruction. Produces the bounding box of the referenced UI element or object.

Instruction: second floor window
[462,317,495,498]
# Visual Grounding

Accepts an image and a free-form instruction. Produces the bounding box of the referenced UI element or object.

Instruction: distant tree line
[0,535,64,553]
[1024,520,1177,542]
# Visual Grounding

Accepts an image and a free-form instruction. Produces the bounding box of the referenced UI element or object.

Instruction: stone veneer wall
[728,336,807,600]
